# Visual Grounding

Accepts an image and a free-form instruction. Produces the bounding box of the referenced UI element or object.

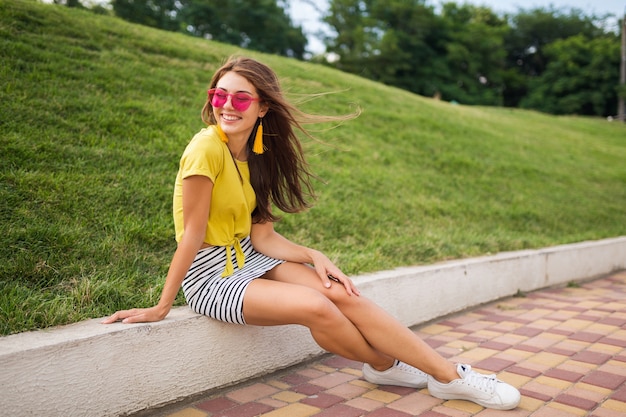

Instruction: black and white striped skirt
[182,236,284,324]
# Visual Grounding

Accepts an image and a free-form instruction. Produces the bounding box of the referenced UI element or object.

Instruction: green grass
[1,0,625,335]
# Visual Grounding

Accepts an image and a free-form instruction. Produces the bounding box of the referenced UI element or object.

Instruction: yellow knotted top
[173,126,257,277]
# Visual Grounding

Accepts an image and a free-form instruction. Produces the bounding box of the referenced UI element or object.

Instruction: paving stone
[473,357,515,372]
[519,387,553,402]
[280,373,310,386]
[309,371,357,388]
[601,399,626,413]
[292,383,324,395]
[570,331,606,343]
[543,368,584,383]
[513,327,544,337]
[271,391,306,403]
[365,407,413,417]
[599,337,626,348]
[300,392,344,408]
[324,382,369,399]
[386,392,442,414]
[564,386,609,404]
[378,385,415,396]
[554,393,598,411]
[258,402,318,417]
[479,341,513,351]
[507,365,543,378]
[226,383,279,403]
[535,375,575,390]
[344,395,383,411]
[546,347,577,356]
[196,397,238,413]
[591,407,626,417]
[610,385,626,402]
[546,401,590,416]
[362,389,401,403]
[598,317,626,327]
[582,371,626,390]
[219,402,274,417]
[166,409,207,417]
[309,404,365,417]
[258,397,288,409]
[416,411,450,417]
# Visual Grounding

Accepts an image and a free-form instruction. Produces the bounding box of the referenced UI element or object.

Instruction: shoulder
[181,126,227,164]
[183,126,224,155]
[179,126,227,179]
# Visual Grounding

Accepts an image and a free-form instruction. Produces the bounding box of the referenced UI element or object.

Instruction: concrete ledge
[2,237,625,417]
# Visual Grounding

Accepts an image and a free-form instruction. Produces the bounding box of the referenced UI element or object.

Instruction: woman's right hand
[101,305,169,324]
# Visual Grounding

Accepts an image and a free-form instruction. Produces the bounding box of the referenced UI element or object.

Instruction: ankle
[370,359,395,372]
[432,364,459,384]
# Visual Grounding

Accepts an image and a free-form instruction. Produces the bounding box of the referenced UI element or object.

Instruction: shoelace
[395,360,426,375]
[462,368,499,394]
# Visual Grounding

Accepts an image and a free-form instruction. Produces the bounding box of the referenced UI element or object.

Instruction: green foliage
[109,0,307,58]
[179,0,307,58]
[1,0,625,335]
[324,0,449,98]
[323,1,620,116]
[521,34,620,115]
[503,6,609,107]
[438,3,509,105]
[111,0,180,32]
[323,0,380,75]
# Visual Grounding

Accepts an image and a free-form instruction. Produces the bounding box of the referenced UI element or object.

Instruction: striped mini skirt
[181,236,284,325]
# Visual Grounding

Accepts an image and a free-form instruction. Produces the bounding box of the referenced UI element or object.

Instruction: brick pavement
[144,271,626,417]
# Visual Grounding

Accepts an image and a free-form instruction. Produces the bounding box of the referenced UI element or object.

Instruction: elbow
[180,229,206,250]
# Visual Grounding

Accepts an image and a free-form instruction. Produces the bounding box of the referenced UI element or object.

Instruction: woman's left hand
[309,249,360,296]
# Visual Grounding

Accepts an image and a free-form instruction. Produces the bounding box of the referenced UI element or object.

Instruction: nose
[222,94,235,109]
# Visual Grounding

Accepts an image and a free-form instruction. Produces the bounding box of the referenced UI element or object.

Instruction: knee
[325,284,364,309]
[301,291,343,326]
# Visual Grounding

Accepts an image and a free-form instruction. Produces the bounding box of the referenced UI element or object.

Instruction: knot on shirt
[221,238,245,277]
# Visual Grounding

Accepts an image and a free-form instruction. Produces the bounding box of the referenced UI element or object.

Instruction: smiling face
[212,71,267,145]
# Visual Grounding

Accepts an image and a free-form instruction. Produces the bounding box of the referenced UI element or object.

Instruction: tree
[323,0,448,97]
[111,0,180,32]
[503,6,603,107]
[322,0,379,75]
[110,0,307,58]
[368,0,447,97]
[53,0,85,8]
[323,0,509,104]
[177,0,306,58]
[437,2,508,105]
[520,34,620,116]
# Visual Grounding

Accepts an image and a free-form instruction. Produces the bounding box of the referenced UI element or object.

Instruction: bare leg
[259,262,458,383]
[243,278,394,368]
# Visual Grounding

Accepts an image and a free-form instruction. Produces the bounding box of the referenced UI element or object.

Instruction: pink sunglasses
[208,88,260,112]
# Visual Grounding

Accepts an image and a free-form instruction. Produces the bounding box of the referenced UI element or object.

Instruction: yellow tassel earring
[253,119,264,154]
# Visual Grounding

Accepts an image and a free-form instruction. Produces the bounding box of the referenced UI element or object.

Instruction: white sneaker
[362,360,429,388]
[428,364,520,410]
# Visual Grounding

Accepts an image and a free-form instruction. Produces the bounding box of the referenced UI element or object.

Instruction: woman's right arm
[101,175,213,324]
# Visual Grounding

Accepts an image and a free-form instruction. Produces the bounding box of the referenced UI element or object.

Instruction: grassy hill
[1,0,625,335]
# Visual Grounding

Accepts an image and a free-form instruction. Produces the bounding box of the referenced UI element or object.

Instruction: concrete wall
[1,237,625,417]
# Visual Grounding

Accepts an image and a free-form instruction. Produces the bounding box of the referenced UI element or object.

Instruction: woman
[103,56,520,410]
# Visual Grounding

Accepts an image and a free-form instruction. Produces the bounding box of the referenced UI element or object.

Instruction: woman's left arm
[250,221,360,296]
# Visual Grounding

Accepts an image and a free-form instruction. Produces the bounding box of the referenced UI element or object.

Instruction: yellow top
[173,126,257,276]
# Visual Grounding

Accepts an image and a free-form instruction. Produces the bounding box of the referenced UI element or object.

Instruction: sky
[288,0,626,55]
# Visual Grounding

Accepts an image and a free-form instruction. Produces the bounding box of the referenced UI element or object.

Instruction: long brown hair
[202,55,358,223]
